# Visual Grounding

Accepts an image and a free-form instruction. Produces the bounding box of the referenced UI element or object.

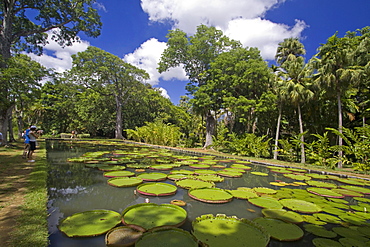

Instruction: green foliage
[277,139,297,162]
[126,120,183,147]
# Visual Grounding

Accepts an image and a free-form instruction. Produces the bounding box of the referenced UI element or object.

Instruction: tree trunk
[337,91,343,168]
[297,104,305,163]
[203,111,216,149]
[8,108,16,142]
[273,104,282,160]
[115,95,124,139]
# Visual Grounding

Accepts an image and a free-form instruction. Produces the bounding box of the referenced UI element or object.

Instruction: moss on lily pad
[59,210,121,237]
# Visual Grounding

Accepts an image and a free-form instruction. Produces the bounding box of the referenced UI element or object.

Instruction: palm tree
[275,38,312,163]
[313,33,363,168]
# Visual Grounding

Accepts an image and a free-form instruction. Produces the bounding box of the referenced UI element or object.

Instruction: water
[46,140,328,246]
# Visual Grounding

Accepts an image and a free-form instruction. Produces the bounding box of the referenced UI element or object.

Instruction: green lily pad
[136,183,177,196]
[358,226,370,237]
[302,215,327,225]
[306,173,333,179]
[176,178,215,190]
[337,178,367,186]
[332,226,367,239]
[107,177,143,187]
[227,189,258,199]
[280,199,322,213]
[136,172,167,181]
[283,174,312,180]
[59,210,121,237]
[149,164,174,170]
[332,188,364,197]
[104,170,135,178]
[98,165,127,171]
[197,174,224,182]
[354,197,370,203]
[218,170,243,177]
[253,217,304,241]
[223,167,246,173]
[270,168,293,174]
[250,172,269,176]
[339,237,368,247]
[193,169,218,175]
[261,208,304,224]
[287,168,306,173]
[307,187,345,198]
[303,224,337,238]
[230,164,252,170]
[340,185,370,194]
[192,214,270,247]
[170,170,195,175]
[313,213,341,224]
[167,174,193,181]
[306,180,337,189]
[135,227,198,247]
[248,197,283,209]
[312,238,342,247]
[253,187,277,194]
[121,203,187,230]
[189,188,233,203]
[339,213,367,225]
[105,226,144,247]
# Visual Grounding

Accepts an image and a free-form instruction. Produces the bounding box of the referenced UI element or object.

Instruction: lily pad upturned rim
[192,214,270,247]
[136,182,177,196]
[103,170,135,178]
[121,203,187,230]
[253,217,304,241]
[135,227,198,247]
[105,226,145,247]
[188,188,233,203]
[59,209,121,237]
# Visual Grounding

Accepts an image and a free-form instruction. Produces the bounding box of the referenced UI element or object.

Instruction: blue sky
[30,0,370,104]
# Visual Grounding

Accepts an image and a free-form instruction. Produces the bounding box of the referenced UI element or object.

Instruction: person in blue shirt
[22,126,31,159]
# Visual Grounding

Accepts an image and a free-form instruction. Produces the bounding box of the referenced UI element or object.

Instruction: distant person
[0,131,3,145]
[27,126,40,162]
[22,126,31,159]
[71,130,77,139]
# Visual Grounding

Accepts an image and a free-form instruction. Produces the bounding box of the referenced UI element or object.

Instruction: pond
[46,140,370,247]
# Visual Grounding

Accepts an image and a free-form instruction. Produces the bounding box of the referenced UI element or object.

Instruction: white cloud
[27,30,90,73]
[123,38,187,85]
[141,0,307,60]
[157,87,170,98]
[223,18,307,60]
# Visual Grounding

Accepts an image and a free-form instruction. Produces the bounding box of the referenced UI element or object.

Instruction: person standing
[0,131,3,145]
[22,126,31,159]
[27,126,39,162]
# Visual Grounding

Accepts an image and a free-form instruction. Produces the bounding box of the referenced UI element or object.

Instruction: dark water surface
[47,140,325,246]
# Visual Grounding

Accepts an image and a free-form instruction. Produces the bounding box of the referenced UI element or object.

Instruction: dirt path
[0,146,33,245]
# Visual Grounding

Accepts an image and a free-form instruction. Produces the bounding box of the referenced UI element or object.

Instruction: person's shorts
[29,141,36,151]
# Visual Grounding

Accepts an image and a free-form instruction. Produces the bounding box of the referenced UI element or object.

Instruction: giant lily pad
[227,189,258,199]
[280,199,322,214]
[230,164,252,170]
[98,165,127,171]
[313,213,341,224]
[176,178,215,190]
[283,174,312,180]
[189,188,233,203]
[59,210,121,237]
[121,203,187,230]
[312,238,342,247]
[107,177,143,187]
[332,226,368,240]
[340,185,370,195]
[105,226,144,247]
[104,170,135,178]
[136,183,177,196]
[253,187,277,195]
[218,170,243,177]
[306,180,337,189]
[193,169,217,175]
[149,164,174,170]
[189,164,210,169]
[253,217,304,241]
[337,178,367,186]
[248,197,283,209]
[261,208,304,224]
[332,188,364,197]
[136,172,167,181]
[303,224,337,238]
[250,172,269,176]
[339,237,369,247]
[307,187,345,198]
[135,227,198,247]
[192,214,270,247]
[197,174,224,183]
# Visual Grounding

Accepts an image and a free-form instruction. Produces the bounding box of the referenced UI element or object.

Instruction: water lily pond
[47,140,370,247]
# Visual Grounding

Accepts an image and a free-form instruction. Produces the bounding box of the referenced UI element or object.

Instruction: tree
[0,0,102,143]
[313,29,367,168]
[275,38,312,163]
[158,24,241,148]
[70,46,149,139]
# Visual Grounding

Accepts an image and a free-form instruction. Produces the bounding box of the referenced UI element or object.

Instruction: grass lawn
[0,141,48,247]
